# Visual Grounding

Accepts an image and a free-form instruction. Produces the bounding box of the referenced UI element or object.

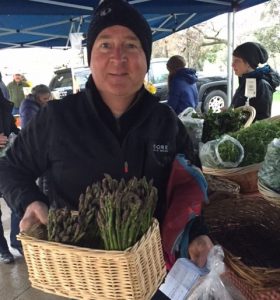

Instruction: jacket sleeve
[0,107,50,217]
[167,79,181,113]
[254,79,273,120]
[20,100,39,128]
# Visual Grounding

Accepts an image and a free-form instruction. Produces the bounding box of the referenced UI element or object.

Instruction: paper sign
[159,258,209,300]
[245,78,257,98]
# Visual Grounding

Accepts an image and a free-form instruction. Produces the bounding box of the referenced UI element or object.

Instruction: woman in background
[166,55,198,115]
[231,42,280,120]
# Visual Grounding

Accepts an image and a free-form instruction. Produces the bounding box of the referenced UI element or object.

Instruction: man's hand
[0,133,8,148]
[188,235,214,268]
[19,201,48,232]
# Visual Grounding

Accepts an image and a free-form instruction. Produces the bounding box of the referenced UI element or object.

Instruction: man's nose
[111,46,127,62]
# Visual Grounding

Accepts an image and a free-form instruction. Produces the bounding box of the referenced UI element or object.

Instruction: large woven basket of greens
[18,175,166,300]
[204,193,280,299]
[257,137,280,206]
[201,116,280,193]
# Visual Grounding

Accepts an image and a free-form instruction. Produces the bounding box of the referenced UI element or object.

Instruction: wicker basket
[258,180,280,207]
[18,219,166,300]
[235,105,256,127]
[203,163,261,193]
[204,193,280,299]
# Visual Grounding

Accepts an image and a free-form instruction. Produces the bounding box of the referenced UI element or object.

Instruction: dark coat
[167,68,198,115]
[19,95,41,128]
[0,76,196,222]
[231,65,280,120]
[0,90,19,136]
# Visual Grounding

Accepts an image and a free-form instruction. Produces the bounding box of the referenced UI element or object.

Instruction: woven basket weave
[204,193,280,299]
[258,180,280,207]
[203,163,261,193]
[18,219,166,300]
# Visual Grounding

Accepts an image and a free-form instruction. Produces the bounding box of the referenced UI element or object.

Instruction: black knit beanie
[233,42,268,69]
[87,0,152,70]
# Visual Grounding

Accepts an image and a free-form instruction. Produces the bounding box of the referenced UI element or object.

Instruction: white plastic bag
[199,135,244,168]
[179,107,204,152]
[258,138,280,192]
[188,245,233,300]
[0,132,17,157]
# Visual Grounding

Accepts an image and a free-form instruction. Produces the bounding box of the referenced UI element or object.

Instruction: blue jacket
[168,68,198,115]
[19,95,41,128]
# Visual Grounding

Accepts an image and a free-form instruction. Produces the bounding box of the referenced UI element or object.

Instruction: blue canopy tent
[0,0,269,49]
[0,0,270,104]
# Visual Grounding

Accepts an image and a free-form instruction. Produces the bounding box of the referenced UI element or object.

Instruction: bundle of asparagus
[46,174,158,251]
[97,175,158,250]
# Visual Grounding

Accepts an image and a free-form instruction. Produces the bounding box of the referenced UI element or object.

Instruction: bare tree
[152,22,227,70]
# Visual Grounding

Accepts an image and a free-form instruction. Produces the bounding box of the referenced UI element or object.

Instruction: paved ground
[0,198,67,300]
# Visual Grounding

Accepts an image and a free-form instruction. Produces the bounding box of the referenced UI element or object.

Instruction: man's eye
[126,43,138,49]
[100,42,110,49]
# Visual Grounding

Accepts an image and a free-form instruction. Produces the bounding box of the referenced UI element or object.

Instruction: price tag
[245,78,257,98]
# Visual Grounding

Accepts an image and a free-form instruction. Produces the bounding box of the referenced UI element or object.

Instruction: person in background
[166,55,198,115]
[0,89,21,264]
[0,0,213,277]
[19,84,52,196]
[0,72,10,100]
[231,42,280,120]
[19,84,51,129]
[7,73,29,115]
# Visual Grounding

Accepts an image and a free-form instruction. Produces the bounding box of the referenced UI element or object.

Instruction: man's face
[90,25,147,101]
[37,93,51,106]
[13,74,22,83]
[232,56,251,77]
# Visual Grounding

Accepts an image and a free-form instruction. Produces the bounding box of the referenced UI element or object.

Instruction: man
[7,73,29,115]
[0,89,21,264]
[19,84,51,128]
[0,0,212,274]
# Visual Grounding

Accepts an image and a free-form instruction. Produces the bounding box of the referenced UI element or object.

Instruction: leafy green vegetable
[222,120,280,166]
[192,108,250,143]
[218,140,242,163]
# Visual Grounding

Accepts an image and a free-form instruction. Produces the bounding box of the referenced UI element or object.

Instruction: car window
[73,69,91,89]
[53,73,72,89]
[149,61,169,85]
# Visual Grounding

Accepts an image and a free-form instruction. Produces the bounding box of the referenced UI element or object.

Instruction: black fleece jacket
[231,65,280,120]
[0,78,197,224]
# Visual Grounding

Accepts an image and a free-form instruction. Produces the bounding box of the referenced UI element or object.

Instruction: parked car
[146,58,228,112]
[49,66,90,99]
[49,60,228,112]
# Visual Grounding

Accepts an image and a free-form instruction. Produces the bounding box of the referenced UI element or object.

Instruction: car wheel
[203,90,227,113]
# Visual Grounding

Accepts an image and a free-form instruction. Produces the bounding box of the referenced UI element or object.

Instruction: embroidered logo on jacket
[153,144,168,153]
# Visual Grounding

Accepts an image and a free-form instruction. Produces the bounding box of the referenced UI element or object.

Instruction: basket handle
[235,105,256,128]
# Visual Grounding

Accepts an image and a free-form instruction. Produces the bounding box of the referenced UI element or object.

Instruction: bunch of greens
[217,140,243,165]
[192,109,250,143]
[219,120,280,166]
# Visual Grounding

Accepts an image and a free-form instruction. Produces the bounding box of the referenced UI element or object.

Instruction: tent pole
[226,11,235,108]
